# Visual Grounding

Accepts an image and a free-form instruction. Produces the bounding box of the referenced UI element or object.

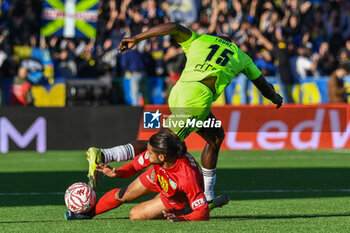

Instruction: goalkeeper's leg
[66,175,156,220]
[129,194,166,220]
[66,188,121,220]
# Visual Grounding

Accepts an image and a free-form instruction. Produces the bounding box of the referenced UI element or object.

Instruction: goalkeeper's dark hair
[149,131,187,159]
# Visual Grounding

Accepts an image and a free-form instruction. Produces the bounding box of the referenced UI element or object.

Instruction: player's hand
[118,37,137,53]
[272,93,283,109]
[267,83,283,109]
[95,164,118,178]
[162,210,178,222]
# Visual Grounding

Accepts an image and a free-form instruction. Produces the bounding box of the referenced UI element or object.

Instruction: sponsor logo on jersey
[146,174,156,184]
[151,170,155,181]
[191,197,206,209]
[169,179,177,190]
[157,175,169,192]
[138,155,144,165]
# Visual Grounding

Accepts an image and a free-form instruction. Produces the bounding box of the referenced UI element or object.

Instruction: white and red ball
[65,182,96,213]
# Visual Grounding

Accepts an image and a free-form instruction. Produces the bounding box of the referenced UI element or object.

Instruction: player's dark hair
[149,131,187,159]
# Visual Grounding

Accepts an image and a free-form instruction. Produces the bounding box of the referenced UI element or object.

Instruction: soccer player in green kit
[87,22,283,209]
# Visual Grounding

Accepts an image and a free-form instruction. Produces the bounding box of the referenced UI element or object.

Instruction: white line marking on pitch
[221,189,350,193]
[0,192,64,196]
[1,189,349,196]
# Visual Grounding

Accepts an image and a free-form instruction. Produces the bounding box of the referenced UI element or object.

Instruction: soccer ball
[64,182,96,213]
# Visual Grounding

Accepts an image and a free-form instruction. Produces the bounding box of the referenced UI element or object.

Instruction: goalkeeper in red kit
[66,131,209,222]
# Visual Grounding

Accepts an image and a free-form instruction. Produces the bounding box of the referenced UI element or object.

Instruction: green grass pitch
[1,150,350,232]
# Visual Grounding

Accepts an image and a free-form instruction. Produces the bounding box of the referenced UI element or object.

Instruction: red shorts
[139,168,187,212]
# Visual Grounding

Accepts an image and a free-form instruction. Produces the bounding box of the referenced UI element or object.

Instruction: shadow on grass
[2,213,350,224]
[0,217,130,224]
[211,213,350,220]
[1,168,350,206]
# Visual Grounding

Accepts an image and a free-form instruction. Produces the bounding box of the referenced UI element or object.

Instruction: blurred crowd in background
[0,0,350,106]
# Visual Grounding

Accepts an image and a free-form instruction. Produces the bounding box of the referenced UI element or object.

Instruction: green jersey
[178,31,262,101]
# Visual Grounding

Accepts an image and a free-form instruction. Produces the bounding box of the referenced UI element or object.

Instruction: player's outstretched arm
[252,74,283,108]
[104,151,151,179]
[96,164,118,178]
[118,22,192,53]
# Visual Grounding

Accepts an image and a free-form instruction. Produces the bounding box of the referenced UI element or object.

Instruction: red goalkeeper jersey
[116,150,209,221]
